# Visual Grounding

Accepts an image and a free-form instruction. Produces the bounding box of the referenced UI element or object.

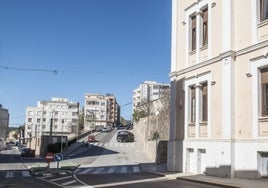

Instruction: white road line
[92,168,104,174]
[107,167,116,174]
[61,180,77,186]
[78,168,93,174]
[133,166,141,173]
[6,171,14,178]
[120,167,127,173]
[93,177,167,188]
[50,175,72,182]
[21,171,31,177]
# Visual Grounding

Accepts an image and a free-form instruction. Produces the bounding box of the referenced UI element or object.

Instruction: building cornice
[169,40,268,79]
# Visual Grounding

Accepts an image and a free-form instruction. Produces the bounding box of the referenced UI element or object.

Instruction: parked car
[102,126,112,132]
[87,134,96,142]
[21,147,35,157]
[117,131,134,142]
[116,125,126,130]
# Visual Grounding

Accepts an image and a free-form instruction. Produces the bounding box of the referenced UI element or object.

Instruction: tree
[78,106,85,134]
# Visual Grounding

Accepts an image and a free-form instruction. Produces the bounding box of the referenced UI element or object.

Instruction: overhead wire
[0,65,163,76]
[0,65,58,74]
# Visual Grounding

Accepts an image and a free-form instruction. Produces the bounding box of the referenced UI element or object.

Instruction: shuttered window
[190,86,196,122]
[260,0,268,22]
[191,15,196,51]
[202,82,208,121]
[201,8,208,46]
[261,67,268,116]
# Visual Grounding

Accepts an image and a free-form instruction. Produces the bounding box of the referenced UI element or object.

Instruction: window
[28,118,32,122]
[261,67,268,116]
[201,82,208,121]
[260,0,268,22]
[201,8,208,46]
[190,86,196,122]
[190,14,197,51]
[37,118,40,123]
[28,111,34,116]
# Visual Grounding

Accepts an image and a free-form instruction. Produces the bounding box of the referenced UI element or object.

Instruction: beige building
[25,97,79,156]
[133,81,170,112]
[168,0,268,178]
[84,93,120,131]
[0,104,9,140]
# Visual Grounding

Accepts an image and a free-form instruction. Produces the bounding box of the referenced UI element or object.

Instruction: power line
[0,65,58,74]
[0,65,163,76]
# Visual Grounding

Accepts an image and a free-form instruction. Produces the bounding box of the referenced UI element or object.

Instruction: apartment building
[168,0,268,178]
[84,93,120,131]
[132,81,170,111]
[25,97,79,155]
[0,104,9,140]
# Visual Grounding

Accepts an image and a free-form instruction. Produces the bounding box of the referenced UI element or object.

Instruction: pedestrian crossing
[90,142,134,148]
[1,170,31,178]
[74,165,141,175]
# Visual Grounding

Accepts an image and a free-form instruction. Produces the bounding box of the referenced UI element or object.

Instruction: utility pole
[61,119,64,153]
[50,110,54,144]
[76,102,79,142]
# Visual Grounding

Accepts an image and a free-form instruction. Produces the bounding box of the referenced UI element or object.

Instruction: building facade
[25,97,79,155]
[132,81,170,112]
[0,104,9,140]
[168,0,268,178]
[84,93,120,131]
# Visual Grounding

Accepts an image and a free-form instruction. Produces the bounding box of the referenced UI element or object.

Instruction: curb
[176,177,242,188]
[139,166,242,188]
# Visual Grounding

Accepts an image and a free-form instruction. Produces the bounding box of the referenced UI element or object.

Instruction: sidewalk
[132,129,268,188]
[139,161,268,188]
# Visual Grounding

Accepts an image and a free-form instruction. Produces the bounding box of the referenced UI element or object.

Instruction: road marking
[107,167,116,174]
[93,177,167,188]
[6,171,14,178]
[92,167,104,174]
[21,171,31,177]
[61,180,77,186]
[50,175,72,182]
[120,167,127,173]
[79,168,93,174]
[133,166,141,173]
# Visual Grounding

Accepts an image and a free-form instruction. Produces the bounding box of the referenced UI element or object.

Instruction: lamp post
[61,119,64,153]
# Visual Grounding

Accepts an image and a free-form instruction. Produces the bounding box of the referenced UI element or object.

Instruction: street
[1,130,226,188]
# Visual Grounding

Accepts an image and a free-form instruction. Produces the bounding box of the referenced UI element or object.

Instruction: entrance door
[197,149,206,174]
[258,152,268,177]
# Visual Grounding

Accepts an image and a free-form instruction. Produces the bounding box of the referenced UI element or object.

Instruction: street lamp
[61,119,64,153]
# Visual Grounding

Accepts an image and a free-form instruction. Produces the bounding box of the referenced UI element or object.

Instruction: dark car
[116,125,126,130]
[117,131,134,142]
[21,147,35,157]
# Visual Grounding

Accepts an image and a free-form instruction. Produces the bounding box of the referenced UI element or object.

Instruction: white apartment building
[84,93,120,131]
[168,0,268,179]
[25,97,79,154]
[132,81,170,111]
[0,104,9,140]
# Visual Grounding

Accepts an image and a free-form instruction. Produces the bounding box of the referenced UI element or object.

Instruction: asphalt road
[1,131,226,188]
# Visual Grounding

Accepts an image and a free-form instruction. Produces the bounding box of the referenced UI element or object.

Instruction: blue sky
[0,0,171,127]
